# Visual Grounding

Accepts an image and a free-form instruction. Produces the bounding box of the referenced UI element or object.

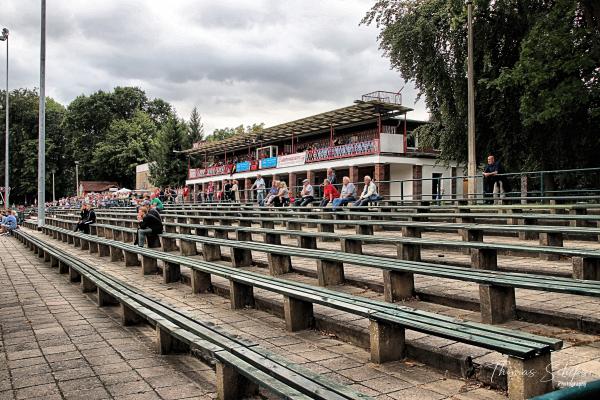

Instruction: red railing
[305,139,379,163]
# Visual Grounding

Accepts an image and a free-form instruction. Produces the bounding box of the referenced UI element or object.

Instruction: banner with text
[277,152,306,168]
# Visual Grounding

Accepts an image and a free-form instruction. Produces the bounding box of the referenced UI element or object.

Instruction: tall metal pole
[75,161,79,196]
[51,169,55,203]
[466,0,476,199]
[38,0,46,227]
[4,31,8,209]
[0,28,8,209]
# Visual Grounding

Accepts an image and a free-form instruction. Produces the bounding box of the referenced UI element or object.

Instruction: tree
[62,86,175,182]
[0,89,69,204]
[207,123,264,142]
[187,106,204,145]
[92,111,157,187]
[363,0,600,174]
[149,117,189,187]
[146,98,174,130]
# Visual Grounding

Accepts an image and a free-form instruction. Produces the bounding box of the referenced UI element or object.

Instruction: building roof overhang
[184,100,413,156]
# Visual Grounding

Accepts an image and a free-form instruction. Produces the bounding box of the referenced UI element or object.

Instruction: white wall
[390,164,413,201]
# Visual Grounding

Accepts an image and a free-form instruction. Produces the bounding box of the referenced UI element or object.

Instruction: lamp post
[0,27,9,208]
[38,0,46,228]
[75,161,79,197]
[51,168,55,204]
[466,0,476,200]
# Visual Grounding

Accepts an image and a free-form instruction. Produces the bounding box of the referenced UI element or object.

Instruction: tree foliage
[149,117,189,188]
[0,86,188,204]
[363,0,600,172]
[208,123,265,142]
[187,106,205,145]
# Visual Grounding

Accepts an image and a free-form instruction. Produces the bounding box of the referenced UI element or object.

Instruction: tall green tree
[207,123,264,142]
[0,89,69,204]
[187,106,205,145]
[149,117,189,187]
[363,0,600,174]
[92,111,157,187]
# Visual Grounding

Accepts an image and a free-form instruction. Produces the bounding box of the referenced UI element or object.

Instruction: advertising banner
[259,157,278,169]
[236,161,251,172]
[277,152,306,168]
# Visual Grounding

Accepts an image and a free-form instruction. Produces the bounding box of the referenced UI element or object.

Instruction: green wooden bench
[45,216,600,280]
[44,219,600,325]
[35,224,563,399]
[15,229,371,400]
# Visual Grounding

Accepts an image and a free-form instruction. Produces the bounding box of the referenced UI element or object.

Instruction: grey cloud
[2,0,429,134]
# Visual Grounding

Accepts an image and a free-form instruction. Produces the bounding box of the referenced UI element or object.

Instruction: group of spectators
[72,196,164,249]
[199,179,241,203]
[252,168,382,210]
[0,209,18,236]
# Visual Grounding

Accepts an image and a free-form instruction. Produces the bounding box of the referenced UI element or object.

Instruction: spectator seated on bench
[294,179,314,207]
[136,206,163,248]
[74,203,96,234]
[354,175,381,207]
[0,209,18,236]
[332,176,357,211]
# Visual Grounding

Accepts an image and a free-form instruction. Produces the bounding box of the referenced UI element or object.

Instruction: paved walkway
[0,236,216,400]
[5,229,509,399]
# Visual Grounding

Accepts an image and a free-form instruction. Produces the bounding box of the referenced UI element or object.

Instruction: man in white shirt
[354,175,380,207]
[332,176,357,211]
[294,179,314,207]
[251,174,266,205]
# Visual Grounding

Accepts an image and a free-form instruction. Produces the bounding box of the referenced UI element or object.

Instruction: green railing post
[400,180,404,205]
[540,171,545,198]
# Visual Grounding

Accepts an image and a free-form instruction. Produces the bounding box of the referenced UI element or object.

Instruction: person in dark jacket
[74,204,96,234]
[137,206,163,247]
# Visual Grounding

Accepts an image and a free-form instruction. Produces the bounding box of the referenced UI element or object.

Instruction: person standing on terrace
[251,174,266,205]
[327,168,337,185]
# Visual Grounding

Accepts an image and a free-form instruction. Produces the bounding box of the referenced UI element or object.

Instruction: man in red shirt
[320,179,339,207]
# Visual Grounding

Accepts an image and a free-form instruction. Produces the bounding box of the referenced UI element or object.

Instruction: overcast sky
[2,0,428,133]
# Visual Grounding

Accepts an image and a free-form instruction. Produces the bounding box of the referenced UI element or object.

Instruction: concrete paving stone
[6,350,43,362]
[0,382,11,393]
[135,366,173,379]
[40,344,78,356]
[106,380,153,397]
[145,372,200,389]
[361,375,414,393]
[155,383,210,400]
[11,374,55,390]
[96,371,140,386]
[386,387,447,400]
[91,362,132,375]
[7,358,46,370]
[127,357,168,369]
[52,366,96,382]
[338,365,384,382]
[62,386,111,400]
[14,383,60,400]
[44,351,83,364]
[10,364,52,379]
[117,391,162,400]
[0,391,14,400]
